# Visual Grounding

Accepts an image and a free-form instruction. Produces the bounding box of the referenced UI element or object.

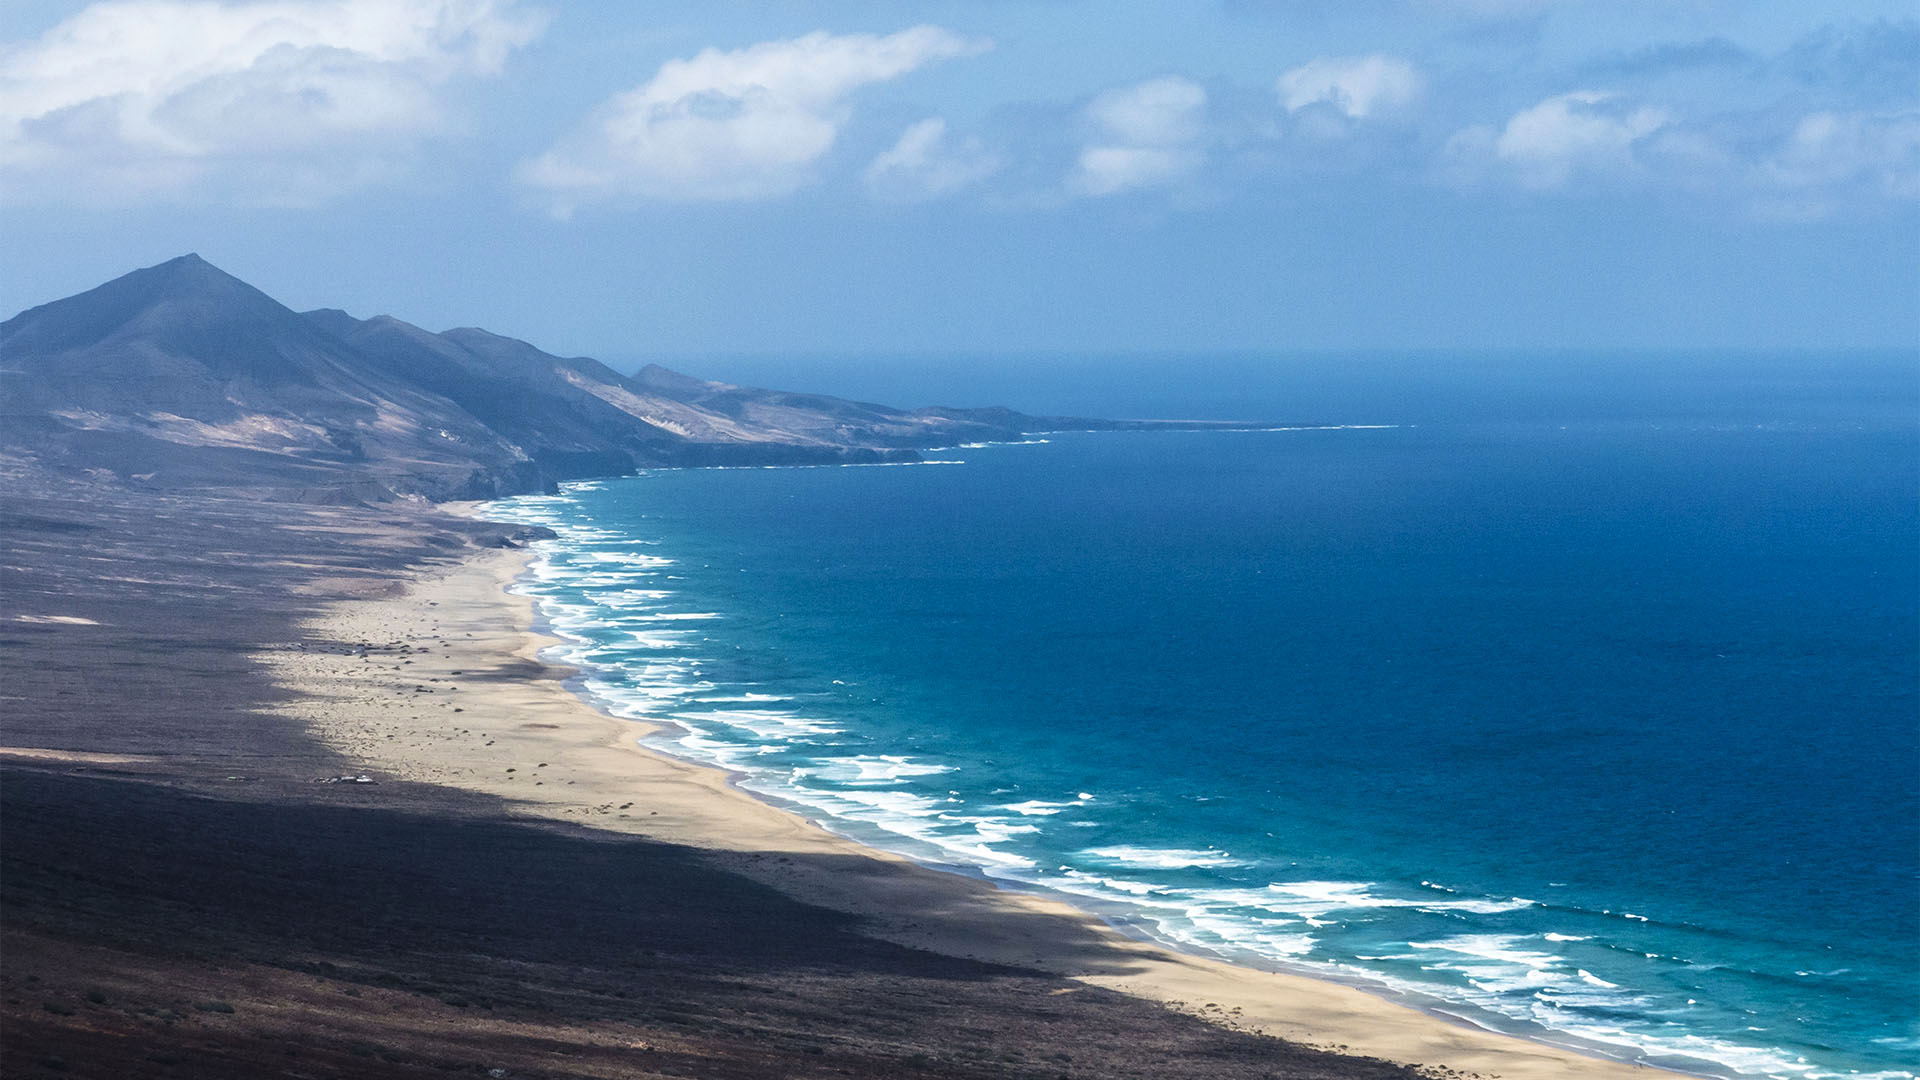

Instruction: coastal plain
[0,479,1669,1079]
[0,480,1409,1080]
[265,503,1667,1080]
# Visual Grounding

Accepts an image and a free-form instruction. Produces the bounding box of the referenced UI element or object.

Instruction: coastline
[261,531,1674,1080]
[2,484,1433,1076]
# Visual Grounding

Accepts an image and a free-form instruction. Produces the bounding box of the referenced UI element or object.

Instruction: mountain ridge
[0,256,1082,501]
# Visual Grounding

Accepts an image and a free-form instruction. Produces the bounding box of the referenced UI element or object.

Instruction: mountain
[627,365,1034,448]
[0,255,1112,502]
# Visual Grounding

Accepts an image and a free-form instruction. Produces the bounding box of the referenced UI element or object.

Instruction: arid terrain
[0,475,1436,1080]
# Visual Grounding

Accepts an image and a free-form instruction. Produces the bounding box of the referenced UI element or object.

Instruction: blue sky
[1,0,1915,363]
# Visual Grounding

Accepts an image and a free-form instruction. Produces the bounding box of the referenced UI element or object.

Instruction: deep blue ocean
[485,351,1918,1080]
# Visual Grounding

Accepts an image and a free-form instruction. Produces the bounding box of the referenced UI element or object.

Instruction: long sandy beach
[11,488,1430,1078]
[259,524,1669,1080]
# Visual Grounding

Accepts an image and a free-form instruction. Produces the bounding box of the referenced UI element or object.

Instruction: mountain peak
[0,253,321,381]
[1,256,1075,501]
[124,252,253,296]
[3,253,274,331]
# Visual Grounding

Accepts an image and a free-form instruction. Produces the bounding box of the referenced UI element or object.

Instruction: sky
[1,0,1916,366]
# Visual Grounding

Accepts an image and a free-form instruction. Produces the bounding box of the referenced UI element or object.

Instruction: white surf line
[1239,424,1403,432]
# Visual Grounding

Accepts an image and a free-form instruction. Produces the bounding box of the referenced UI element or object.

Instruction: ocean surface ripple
[484,358,1917,1080]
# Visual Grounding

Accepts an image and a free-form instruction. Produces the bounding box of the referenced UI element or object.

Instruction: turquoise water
[484,353,1917,1079]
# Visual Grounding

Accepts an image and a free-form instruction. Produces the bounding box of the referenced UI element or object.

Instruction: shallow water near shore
[484,351,1918,1080]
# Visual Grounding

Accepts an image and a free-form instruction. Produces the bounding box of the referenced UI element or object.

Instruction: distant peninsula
[0,255,1239,503]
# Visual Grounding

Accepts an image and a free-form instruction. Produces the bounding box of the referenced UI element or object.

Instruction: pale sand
[259,543,1669,1080]
[0,747,157,765]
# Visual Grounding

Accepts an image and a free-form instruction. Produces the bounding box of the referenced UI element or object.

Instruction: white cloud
[0,0,545,205]
[1750,109,1920,220]
[863,117,1000,203]
[1764,110,1920,197]
[1440,89,1920,220]
[1496,91,1670,186]
[1068,75,1207,197]
[1277,54,1422,119]
[1071,145,1196,196]
[1087,76,1207,146]
[519,27,986,209]
[1447,90,1671,189]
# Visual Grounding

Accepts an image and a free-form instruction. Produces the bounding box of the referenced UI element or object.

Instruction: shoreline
[510,536,1715,1080]
[541,618,1684,1077]
[259,528,1680,1080]
[8,484,1443,1077]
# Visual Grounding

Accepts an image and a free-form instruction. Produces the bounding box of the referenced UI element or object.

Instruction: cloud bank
[520,26,987,211]
[0,0,545,205]
[3,5,1908,223]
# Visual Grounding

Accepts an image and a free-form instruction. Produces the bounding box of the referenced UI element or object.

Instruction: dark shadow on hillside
[0,486,520,765]
[0,766,1421,1080]
[0,483,1425,1078]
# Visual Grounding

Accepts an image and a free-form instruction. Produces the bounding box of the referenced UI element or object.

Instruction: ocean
[483,351,1918,1080]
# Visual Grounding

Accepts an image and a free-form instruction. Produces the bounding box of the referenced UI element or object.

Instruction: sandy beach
[0,480,1671,1078]
[0,487,1420,1078]
[259,525,1669,1080]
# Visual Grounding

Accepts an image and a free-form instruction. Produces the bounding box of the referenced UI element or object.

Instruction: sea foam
[481,450,1919,1080]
